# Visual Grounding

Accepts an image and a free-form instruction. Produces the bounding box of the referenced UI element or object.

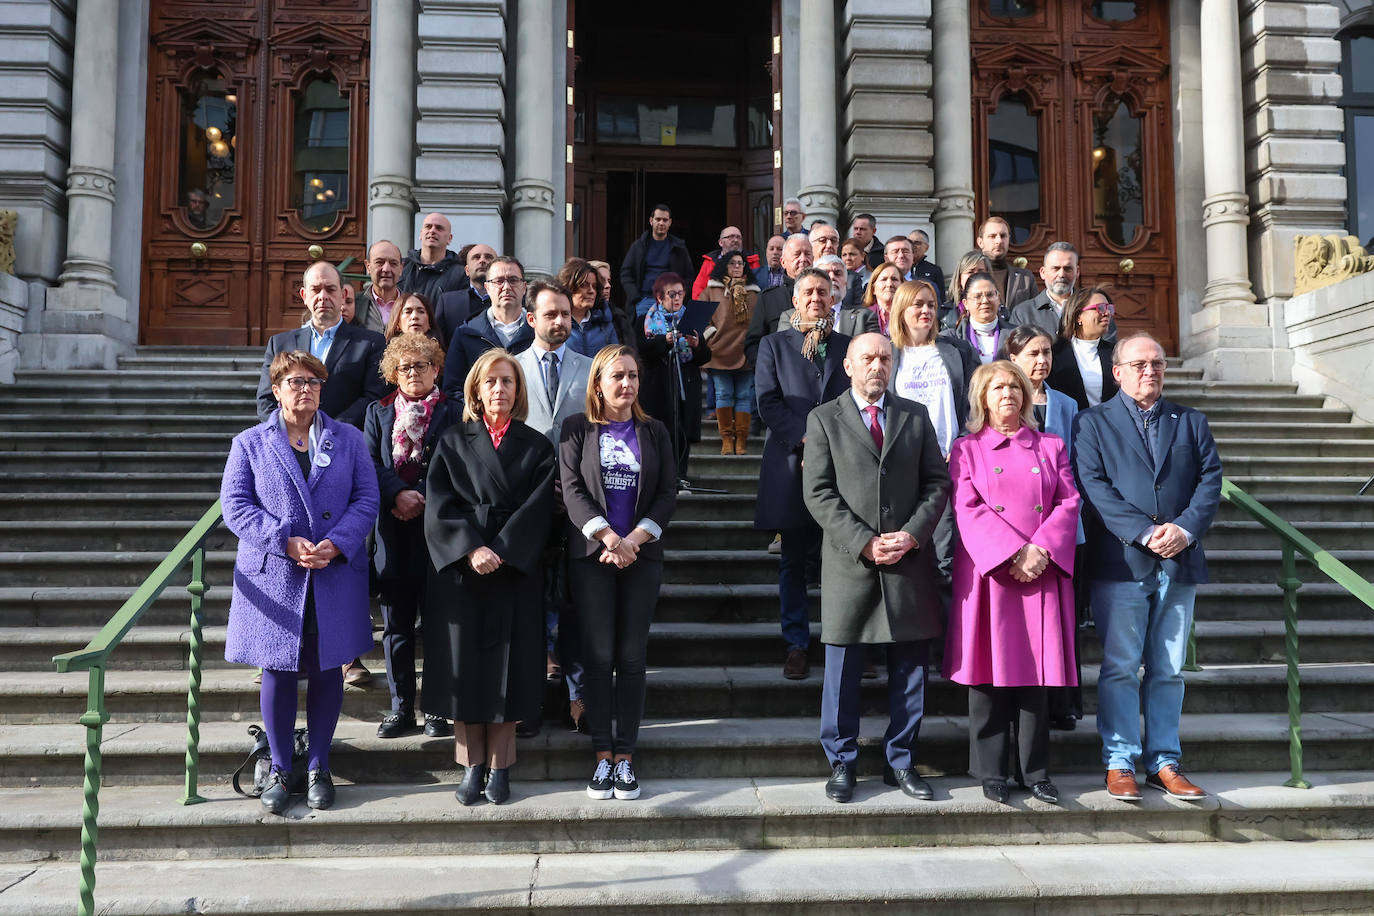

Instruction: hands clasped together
[391,489,426,521]
[1008,543,1050,583]
[861,530,917,567]
[597,528,649,569]
[286,537,340,570]
[1146,522,1189,559]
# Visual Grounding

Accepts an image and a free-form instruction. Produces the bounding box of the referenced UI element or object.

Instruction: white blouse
[1072,336,1105,406]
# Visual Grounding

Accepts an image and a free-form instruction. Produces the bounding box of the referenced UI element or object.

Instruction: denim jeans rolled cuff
[777,524,820,651]
[1091,571,1196,774]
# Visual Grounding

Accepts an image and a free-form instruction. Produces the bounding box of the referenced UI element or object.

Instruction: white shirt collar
[850,389,886,414]
[530,340,568,361]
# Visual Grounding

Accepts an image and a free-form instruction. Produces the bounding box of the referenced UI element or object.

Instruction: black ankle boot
[485,767,510,804]
[455,764,487,806]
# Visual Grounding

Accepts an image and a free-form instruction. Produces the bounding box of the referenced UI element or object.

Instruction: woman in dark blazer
[364,332,462,740]
[637,271,710,486]
[1048,287,1119,411]
[222,350,380,815]
[942,272,1013,366]
[559,344,678,802]
[421,348,556,806]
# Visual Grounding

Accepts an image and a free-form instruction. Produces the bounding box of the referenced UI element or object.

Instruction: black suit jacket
[433,288,489,347]
[441,309,536,399]
[744,277,795,367]
[558,413,678,562]
[255,322,387,428]
[1048,337,1118,411]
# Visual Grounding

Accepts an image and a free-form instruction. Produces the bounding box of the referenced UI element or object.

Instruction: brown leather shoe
[1105,768,1142,800]
[342,658,373,687]
[1146,764,1207,799]
[783,648,809,680]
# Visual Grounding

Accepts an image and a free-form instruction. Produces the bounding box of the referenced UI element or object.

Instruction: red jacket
[692,248,762,299]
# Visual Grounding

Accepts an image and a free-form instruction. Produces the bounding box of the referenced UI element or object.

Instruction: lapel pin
[322,439,334,451]
[1170,413,1178,419]
[315,453,332,468]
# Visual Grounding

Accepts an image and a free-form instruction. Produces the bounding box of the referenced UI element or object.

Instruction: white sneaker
[612,758,641,800]
[586,758,614,800]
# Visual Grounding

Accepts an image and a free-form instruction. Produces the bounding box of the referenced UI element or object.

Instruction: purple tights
[258,633,344,773]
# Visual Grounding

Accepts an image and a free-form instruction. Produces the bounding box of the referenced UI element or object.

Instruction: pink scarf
[392,388,441,466]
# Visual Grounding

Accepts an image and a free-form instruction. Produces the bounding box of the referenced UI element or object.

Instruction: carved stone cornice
[1293,234,1374,296]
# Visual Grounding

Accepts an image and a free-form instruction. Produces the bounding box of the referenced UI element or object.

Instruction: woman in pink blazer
[943,360,1080,805]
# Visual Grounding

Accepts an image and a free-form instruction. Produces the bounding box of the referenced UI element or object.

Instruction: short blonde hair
[379,332,445,385]
[862,262,903,310]
[888,279,943,348]
[584,344,650,425]
[461,348,529,422]
[269,350,328,387]
[965,360,1037,434]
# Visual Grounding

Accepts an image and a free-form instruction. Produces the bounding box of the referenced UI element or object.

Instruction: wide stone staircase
[2,347,1374,912]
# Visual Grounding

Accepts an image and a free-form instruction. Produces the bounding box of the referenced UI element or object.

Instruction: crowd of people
[224,203,1223,815]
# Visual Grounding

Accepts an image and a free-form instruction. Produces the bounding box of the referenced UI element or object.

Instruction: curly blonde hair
[379,332,445,385]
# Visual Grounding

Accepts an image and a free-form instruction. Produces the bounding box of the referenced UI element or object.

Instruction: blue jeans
[1092,570,1197,774]
[708,368,754,411]
[778,524,820,651]
[634,295,656,319]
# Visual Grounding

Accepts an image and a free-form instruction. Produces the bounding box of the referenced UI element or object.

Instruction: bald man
[399,212,468,302]
[691,225,762,298]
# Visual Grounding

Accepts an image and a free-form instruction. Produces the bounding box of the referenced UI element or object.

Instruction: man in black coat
[255,261,386,429]
[399,212,469,302]
[618,204,693,319]
[441,255,535,399]
[744,233,815,366]
[433,243,499,346]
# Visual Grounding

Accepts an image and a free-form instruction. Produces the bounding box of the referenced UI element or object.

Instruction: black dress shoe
[455,764,487,806]
[377,713,417,739]
[1029,780,1059,804]
[485,767,511,804]
[260,768,292,816]
[982,779,1010,804]
[515,720,540,738]
[825,763,855,803]
[883,767,933,800]
[423,715,453,738]
[306,769,335,810]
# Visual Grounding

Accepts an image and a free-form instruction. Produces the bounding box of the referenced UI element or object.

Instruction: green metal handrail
[1218,478,1374,790]
[52,499,224,916]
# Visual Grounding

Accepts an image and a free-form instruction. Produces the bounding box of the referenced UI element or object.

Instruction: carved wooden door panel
[141,1,369,346]
[970,0,1177,352]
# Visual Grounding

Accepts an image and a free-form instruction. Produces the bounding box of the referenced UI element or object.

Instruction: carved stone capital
[66,166,117,205]
[1202,193,1249,228]
[511,178,556,214]
[1293,234,1374,296]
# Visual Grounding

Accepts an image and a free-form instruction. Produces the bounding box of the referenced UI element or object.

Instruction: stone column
[931,0,975,271]
[795,0,839,226]
[1198,0,1255,310]
[511,0,556,278]
[35,0,133,369]
[368,3,417,250]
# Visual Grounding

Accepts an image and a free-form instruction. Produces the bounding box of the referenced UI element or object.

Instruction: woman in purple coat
[221,350,380,816]
[943,360,1080,805]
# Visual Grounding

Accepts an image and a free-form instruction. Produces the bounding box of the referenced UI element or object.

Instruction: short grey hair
[784,197,804,211]
[1044,241,1079,263]
[814,254,846,271]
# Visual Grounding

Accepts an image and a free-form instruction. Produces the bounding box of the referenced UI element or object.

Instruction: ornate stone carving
[1201,193,1249,228]
[0,210,16,276]
[1293,234,1374,296]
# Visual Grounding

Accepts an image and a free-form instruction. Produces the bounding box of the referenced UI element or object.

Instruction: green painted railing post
[1182,621,1201,672]
[180,546,208,806]
[1279,542,1310,789]
[76,666,109,916]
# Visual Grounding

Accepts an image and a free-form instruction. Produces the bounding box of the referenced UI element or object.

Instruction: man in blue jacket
[619,204,693,319]
[1072,333,1222,803]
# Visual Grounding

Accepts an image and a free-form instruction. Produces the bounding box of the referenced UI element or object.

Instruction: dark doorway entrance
[604,171,727,293]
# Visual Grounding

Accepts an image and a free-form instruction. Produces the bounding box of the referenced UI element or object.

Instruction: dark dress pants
[820,639,930,771]
[967,684,1049,785]
[778,523,821,652]
[381,590,420,715]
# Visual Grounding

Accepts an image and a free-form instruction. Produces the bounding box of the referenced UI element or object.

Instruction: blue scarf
[645,303,693,363]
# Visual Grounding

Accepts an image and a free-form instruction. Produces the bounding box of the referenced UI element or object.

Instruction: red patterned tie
[865,404,883,451]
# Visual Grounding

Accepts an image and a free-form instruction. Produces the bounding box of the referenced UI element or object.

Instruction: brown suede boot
[715,407,735,454]
[733,411,751,455]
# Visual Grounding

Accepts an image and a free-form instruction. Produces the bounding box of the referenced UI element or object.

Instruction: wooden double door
[971,0,1177,350]
[140,1,370,346]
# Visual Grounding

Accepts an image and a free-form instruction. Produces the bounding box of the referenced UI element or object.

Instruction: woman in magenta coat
[943,360,1080,805]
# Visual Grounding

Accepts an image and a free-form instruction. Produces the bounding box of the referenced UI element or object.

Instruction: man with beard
[400,213,468,302]
[1010,242,1115,340]
[434,243,498,345]
[356,240,403,333]
[976,217,1036,309]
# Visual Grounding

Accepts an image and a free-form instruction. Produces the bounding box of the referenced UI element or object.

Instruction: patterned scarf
[391,387,442,466]
[789,310,834,362]
[725,277,751,325]
[646,302,693,363]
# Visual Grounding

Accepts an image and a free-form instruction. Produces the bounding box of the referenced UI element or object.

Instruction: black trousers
[571,556,664,756]
[380,591,420,715]
[967,685,1049,785]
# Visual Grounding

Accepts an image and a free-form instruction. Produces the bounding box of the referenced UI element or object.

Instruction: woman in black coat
[421,348,556,806]
[560,344,678,801]
[1048,287,1119,411]
[364,333,462,741]
[637,271,710,487]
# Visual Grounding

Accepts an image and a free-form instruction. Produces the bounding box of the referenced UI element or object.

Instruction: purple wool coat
[943,424,1081,688]
[221,410,380,672]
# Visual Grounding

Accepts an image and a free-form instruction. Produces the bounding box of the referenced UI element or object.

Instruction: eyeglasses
[783,209,802,216]
[282,377,324,392]
[969,292,999,301]
[398,361,433,375]
[1119,359,1166,374]
[1083,302,1116,316]
[661,290,686,300]
[487,276,525,287]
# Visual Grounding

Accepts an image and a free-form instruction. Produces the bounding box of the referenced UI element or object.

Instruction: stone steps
[2,772,1371,865]
[4,713,1371,788]
[3,661,1372,725]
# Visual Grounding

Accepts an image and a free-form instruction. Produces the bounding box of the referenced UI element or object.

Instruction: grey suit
[777,305,880,339]
[515,344,592,445]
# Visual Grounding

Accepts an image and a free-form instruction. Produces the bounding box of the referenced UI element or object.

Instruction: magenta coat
[943,424,1080,687]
